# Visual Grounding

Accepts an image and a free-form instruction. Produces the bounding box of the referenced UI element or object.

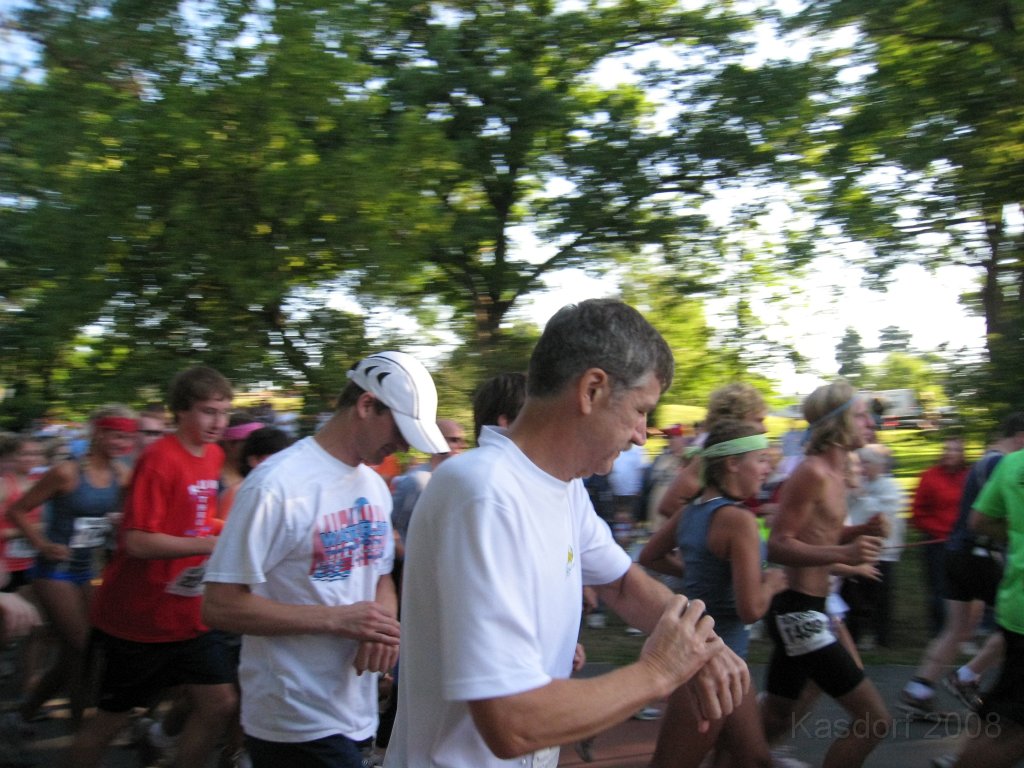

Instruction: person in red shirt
[911,437,969,636]
[68,366,236,768]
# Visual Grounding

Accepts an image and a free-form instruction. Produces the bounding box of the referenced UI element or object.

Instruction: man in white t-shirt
[384,299,749,768]
[202,351,449,768]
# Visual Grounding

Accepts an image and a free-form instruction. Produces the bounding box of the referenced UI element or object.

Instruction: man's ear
[355,391,378,418]
[576,368,611,415]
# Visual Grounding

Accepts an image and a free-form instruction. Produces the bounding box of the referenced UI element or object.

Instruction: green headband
[701,433,769,459]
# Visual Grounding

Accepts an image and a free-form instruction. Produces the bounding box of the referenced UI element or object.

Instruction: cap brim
[393,411,450,454]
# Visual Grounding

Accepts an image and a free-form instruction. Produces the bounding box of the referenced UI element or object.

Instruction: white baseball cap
[346,351,448,454]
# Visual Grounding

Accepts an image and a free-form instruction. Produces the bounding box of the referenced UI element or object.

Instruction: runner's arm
[969,508,1007,544]
[124,529,217,559]
[467,594,747,758]
[202,581,400,643]
[656,457,701,519]
[725,509,786,624]
[638,509,683,576]
[5,463,74,553]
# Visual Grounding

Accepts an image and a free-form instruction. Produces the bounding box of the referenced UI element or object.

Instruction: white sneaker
[769,746,810,768]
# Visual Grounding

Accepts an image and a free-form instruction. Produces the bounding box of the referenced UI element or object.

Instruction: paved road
[2,663,993,767]
[559,663,978,768]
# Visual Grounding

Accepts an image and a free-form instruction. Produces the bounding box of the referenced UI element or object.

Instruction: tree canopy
[1,0,1016,426]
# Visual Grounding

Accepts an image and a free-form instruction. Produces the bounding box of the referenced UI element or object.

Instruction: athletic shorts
[31,558,94,585]
[92,629,237,713]
[764,590,864,700]
[979,628,1024,728]
[944,548,1002,605]
[247,733,366,768]
[0,570,32,593]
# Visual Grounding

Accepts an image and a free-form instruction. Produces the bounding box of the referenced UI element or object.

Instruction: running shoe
[898,689,936,718]
[769,746,811,768]
[632,706,663,721]
[574,737,595,763]
[942,671,983,711]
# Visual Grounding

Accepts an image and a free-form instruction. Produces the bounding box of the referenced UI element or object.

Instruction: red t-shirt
[91,435,223,642]
[0,474,42,573]
[911,463,968,539]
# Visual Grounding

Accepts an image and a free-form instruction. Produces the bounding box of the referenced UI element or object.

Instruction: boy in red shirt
[69,366,235,768]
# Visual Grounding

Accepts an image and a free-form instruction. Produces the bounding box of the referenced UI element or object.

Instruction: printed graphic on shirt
[184,478,220,537]
[310,496,389,582]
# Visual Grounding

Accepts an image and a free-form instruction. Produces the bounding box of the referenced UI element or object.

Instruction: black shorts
[980,627,1024,728]
[0,570,32,593]
[92,629,237,713]
[247,733,367,768]
[944,548,1002,605]
[765,590,864,701]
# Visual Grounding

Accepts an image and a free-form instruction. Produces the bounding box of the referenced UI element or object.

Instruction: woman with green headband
[640,419,788,768]
[655,383,769,523]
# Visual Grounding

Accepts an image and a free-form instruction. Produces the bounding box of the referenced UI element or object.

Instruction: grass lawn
[581,427,986,668]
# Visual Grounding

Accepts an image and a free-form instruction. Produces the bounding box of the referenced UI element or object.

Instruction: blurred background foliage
[0,0,1021,432]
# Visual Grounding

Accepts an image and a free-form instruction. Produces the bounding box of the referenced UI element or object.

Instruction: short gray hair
[527,299,674,398]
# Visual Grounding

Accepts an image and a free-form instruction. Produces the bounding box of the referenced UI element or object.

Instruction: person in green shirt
[949,449,1024,768]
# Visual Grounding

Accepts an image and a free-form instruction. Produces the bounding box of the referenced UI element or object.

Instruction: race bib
[165,565,206,597]
[5,538,37,559]
[531,747,560,768]
[774,610,835,657]
[69,517,111,549]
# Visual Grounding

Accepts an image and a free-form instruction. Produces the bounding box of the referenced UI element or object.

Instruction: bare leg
[711,685,773,768]
[954,719,1024,768]
[64,709,133,768]
[916,599,983,684]
[22,579,92,725]
[965,631,1005,678]
[171,682,237,768]
[823,678,890,768]
[760,692,800,746]
[650,680,723,768]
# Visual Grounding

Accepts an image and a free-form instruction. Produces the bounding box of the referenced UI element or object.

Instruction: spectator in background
[216,427,293,523]
[608,442,649,524]
[136,404,168,453]
[842,445,905,650]
[219,418,265,499]
[390,420,466,546]
[911,437,969,636]
[641,424,690,533]
[471,372,527,442]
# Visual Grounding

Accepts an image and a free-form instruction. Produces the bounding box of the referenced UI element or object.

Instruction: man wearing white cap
[202,351,448,768]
